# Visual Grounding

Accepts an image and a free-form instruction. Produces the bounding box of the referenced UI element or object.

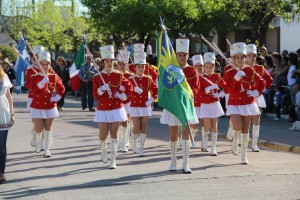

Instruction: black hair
[288,52,298,66]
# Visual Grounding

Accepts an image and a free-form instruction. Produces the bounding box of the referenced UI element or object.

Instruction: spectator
[289,83,300,130]
[260,46,268,57]
[54,56,70,111]
[296,49,300,67]
[282,50,288,58]
[287,52,298,121]
[2,59,16,94]
[78,55,98,111]
[270,52,282,77]
[146,43,152,57]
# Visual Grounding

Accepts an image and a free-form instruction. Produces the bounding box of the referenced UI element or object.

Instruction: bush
[0,45,18,63]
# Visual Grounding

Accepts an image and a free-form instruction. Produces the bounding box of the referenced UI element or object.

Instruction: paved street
[0,94,300,200]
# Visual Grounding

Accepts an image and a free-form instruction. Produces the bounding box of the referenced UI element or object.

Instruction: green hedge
[0,45,18,63]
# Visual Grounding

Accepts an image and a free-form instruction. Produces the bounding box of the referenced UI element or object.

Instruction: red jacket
[183,66,199,97]
[129,63,158,82]
[25,65,41,98]
[129,75,158,107]
[29,70,65,109]
[222,66,266,106]
[253,64,273,89]
[93,70,133,110]
[222,65,234,94]
[122,72,133,104]
[199,73,225,104]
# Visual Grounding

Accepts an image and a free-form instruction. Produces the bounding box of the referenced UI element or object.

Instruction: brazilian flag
[157,27,195,126]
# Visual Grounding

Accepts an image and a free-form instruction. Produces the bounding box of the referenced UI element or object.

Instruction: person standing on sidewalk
[78,55,97,111]
[28,51,65,158]
[54,56,70,111]
[222,42,265,164]
[198,52,225,156]
[0,64,15,184]
[129,51,158,157]
[93,45,132,169]
[246,44,273,152]
[2,59,16,94]
[160,39,199,173]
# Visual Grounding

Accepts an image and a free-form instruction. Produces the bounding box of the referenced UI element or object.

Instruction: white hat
[246,44,257,55]
[203,52,216,64]
[230,42,246,56]
[176,39,189,53]
[133,43,145,53]
[32,45,45,55]
[38,51,51,62]
[134,52,146,64]
[100,45,115,60]
[192,54,203,66]
[117,50,130,63]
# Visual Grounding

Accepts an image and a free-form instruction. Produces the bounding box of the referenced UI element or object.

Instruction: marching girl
[198,53,225,156]
[191,54,204,138]
[128,51,158,157]
[116,50,132,152]
[160,39,199,173]
[246,44,273,152]
[28,51,65,157]
[25,45,45,148]
[93,45,132,169]
[222,42,265,164]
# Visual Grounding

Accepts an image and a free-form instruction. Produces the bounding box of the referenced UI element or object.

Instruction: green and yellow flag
[157,27,195,126]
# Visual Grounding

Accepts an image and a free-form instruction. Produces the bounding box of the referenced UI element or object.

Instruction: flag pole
[186,121,195,147]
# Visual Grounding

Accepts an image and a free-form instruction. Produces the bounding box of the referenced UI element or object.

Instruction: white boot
[128,120,133,146]
[109,139,118,169]
[181,140,192,174]
[289,122,297,131]
[120,127,128,152]
[125,125,130,147]
[190,127,198,144]
[132,134,138,153]
[231,131,240,155]
[201,131,209,152]
[227,121,234,140]
[139,133,146,157]
[252,125,260,152]
[35,131,43,153]
[178,126,182,146]
[211,132,218,156]
[295,121,300,131]
[100,140,108,163]
[241,133,249,164]
[169,141,177,171]
[30,124,36,147]
[41,130,45,151]
[117,126,122,149]
[44,131,53,157]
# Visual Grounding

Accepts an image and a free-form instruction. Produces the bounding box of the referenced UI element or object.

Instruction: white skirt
[199,101,225,118]
[30,107,59,119]
[195,106,201,119]
[129,107,152,117]
[93,107,128,123]
[160,109,199,126]
[226,103,260,116]
[27,98,33,111]
[124,102,131,114]
[255,94,266,108]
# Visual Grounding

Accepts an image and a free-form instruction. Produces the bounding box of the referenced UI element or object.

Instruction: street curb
[218,134,300,154]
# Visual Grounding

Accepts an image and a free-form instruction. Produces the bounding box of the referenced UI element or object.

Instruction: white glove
[97,87,104,95]
[213,91,225,98]
[134,86,143,94]
[114,92,127,101]
[100,84,110,91]
[205,84,218,94]
[50,94,62,102]
[246,90,259,97]
[37,76,49,89]
[145,97,154,107]
[234,70,246,81]
[119,85,125,92]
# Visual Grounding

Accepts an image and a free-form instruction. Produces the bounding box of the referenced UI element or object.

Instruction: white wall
[280,17,300,53]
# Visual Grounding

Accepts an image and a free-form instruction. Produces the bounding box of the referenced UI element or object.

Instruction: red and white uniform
[198,73,225,118]
[253,64,273,108]
[222,64,234,108]
[128,75,158,117]
[129,63,158,83]
[122,72,133,114]
[183,66,201,118]
[25,65,41,110]
[28,70,65,119]
[222,66,266,116]
[93,70,133,123]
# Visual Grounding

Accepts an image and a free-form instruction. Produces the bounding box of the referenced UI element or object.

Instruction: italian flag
[69,44,85,91]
